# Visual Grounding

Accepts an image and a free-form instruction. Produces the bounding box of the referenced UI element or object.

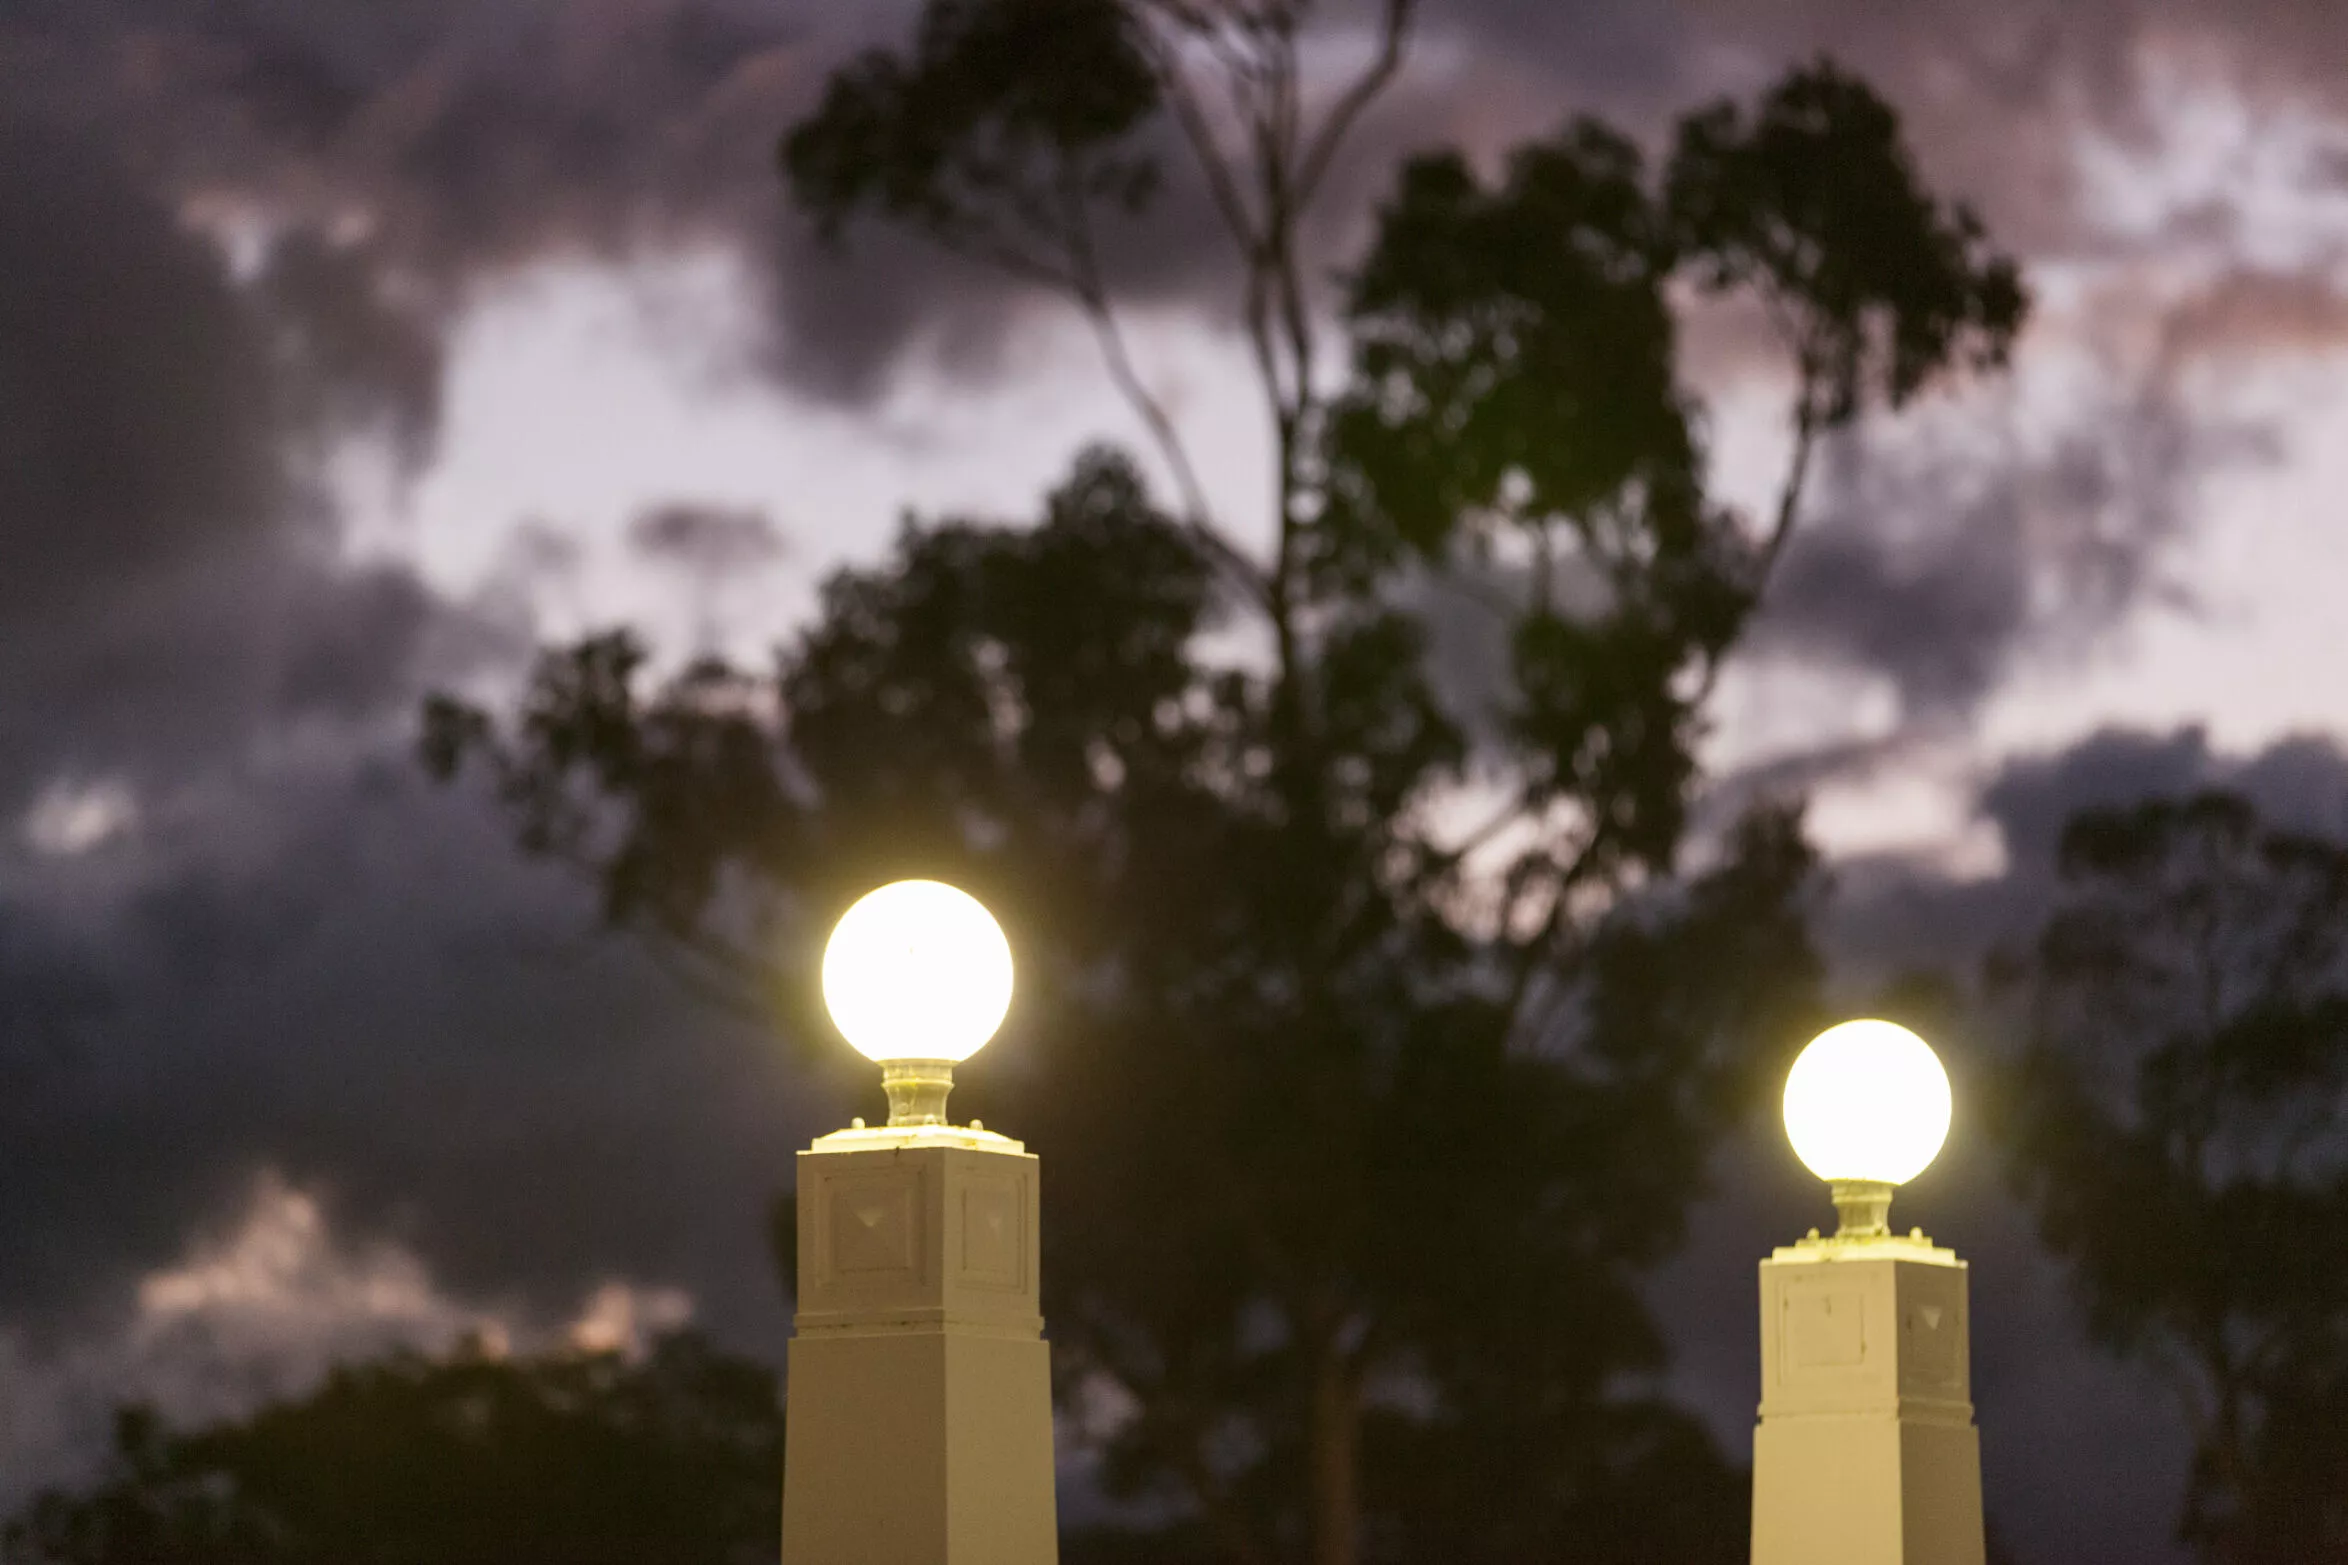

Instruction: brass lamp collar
[880,1058,958,1127]
[1830,1178,1897,1239]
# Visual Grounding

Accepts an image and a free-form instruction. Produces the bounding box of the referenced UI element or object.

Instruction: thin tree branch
[1056,162,1273,609]
[1502,815,1621,1032]
[1435,785,1537,871]
[1754,387,1823,597]
[1265,73,1316,428]
[1144,32,1264,255]
[927,216,1083,295]
[1686,358,1825,710]
[1133,0,1217,31]
[1292,0,1417,211]
[642,925,771,1026]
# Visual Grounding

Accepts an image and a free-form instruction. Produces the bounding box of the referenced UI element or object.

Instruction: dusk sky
[5,3,2348,1561]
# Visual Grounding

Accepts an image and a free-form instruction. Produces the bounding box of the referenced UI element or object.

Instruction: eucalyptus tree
[427,8,2024,1559]
[1995,791,2348,1565]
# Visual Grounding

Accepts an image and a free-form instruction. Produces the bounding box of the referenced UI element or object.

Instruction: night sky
[5,4,2348,1562]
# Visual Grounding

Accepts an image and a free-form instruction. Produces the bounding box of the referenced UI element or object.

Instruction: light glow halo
[1781,1019,1952,1185]
[821,880,1013,1064]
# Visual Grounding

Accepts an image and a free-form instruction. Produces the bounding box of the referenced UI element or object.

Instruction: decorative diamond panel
[832,1182,915,1275]
[1903,1299,1956,1384]
[960,1178,1019,1285]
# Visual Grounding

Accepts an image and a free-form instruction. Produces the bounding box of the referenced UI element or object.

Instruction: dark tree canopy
[430,9,2026,1563]
[1995,791,2348,1565]
[1664,58,2026,582]
[1330,122,1699,569]
[784,0,1164,286]
[1667,60,2026,421]
[2,1333,782,1565]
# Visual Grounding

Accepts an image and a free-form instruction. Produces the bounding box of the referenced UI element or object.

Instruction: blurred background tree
[419,4,2026,1561]
[1994,792,2348,1565]
[1,1333,781,1565]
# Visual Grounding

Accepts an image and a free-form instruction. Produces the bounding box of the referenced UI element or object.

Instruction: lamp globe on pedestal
[1782,1018,1952,1240]
[783,877,1060,1565]
[822,878,1012,1129]
[1751,1019,1986,1565]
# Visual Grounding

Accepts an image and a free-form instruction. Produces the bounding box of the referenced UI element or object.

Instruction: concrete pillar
[782,1121,1058,1565]
[1751,1230,1985,1565]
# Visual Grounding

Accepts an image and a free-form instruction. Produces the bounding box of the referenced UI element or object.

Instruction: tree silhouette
[1994,791,2348,1564]
[426,9,2025,1561]
[3,1333,782,1565]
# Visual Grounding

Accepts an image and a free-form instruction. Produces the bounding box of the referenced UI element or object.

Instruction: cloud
[0,1169,701,1512]
[0,742,860,1526]
[25,0,812,269]
[122,1172,512,1412]
[623,499,792,652]
[1732,245,2348,741]
[0,114,281,629]
[9,0,2345,417]
[627,499,786,573]
[20,781,141,860]
[1630,0,2348,256]
[1747,386,2246,723]
[2148,264,2348,376]
[0,0,1101,402]
[1822,725,2348,990]
[0,91,816,1409]
[1980,723,2348,860]
[566,1280,696,1356]
[258,230,448,476]
[41,1,2348,342]
[0,111,511,826]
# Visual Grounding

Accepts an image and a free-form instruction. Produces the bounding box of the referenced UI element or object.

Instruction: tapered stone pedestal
[782,1122,1057,1565]
[1751,1230,1984,1565]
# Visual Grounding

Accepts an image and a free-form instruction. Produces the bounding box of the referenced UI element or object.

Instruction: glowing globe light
[822,879,1013,1066]
[1782,1020,1952,1187]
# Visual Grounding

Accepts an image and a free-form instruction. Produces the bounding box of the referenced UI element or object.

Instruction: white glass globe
[1782,1019,1952,1185]
[822,880,1013,1064]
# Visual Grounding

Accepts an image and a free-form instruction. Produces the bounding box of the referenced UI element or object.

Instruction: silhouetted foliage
[1995,791,2348,1565]
[430,9,2025,1562]
[784,0,1163,285]
[1667,59,2026,420]
[1664,57,2025,594]
[2,1334,782,1565]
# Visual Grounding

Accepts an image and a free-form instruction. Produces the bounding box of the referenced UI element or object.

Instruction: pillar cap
[1769,1227,1961,1266]
[807,1121,1027,1154]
